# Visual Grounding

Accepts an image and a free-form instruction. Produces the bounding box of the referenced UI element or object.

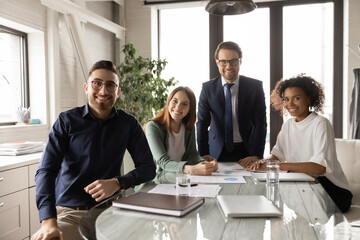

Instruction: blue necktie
[225,83,234,152]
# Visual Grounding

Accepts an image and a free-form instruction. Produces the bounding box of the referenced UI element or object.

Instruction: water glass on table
[266,181,280,208]
[266,159,280,184]
[175,173,191,196]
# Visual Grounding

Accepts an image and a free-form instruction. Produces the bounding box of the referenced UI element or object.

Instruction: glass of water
[266,160,280,184]
[175,173,191,196]
[266,182,280,208]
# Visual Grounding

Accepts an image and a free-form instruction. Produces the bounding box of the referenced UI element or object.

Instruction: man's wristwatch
[115,176,126,190]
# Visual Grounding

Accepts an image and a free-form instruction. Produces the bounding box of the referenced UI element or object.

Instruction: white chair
[335,138,360,222]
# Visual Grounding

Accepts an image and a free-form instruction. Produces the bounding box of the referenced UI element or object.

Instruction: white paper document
[190,172,247,184]
[148,184,222,198]
[218,162,244,171]
[0,141,44,156]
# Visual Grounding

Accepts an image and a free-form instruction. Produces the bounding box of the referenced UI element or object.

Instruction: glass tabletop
[79,171,353,240]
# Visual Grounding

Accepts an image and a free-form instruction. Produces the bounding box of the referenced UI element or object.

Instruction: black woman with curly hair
[246,74,352,213]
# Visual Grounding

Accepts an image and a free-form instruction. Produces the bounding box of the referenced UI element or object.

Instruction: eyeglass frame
[88,79,119,93]
[216,58,241,67]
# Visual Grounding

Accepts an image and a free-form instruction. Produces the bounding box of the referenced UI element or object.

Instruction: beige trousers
[56,206,87,240]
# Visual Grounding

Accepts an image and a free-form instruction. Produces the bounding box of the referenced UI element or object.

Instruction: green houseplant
[115,43,178,124]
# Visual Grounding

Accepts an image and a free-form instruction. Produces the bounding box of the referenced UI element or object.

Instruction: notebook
[251,172,315,182]
[112,192,204,217]
[217,195,282,217]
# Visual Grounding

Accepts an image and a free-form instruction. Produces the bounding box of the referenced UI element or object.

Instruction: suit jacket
[196,75,267,160]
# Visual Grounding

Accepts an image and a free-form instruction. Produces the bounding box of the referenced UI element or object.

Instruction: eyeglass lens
[218,59,239,66]
[91,80,117,92]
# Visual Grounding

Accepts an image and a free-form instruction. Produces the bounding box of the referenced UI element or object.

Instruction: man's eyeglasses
[89,80,118,92]
[217,58,240,67]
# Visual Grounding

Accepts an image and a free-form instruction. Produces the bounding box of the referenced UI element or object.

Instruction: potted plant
[115,43,178,124]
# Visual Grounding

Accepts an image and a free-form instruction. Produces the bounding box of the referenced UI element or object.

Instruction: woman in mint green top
[145,86,217,175]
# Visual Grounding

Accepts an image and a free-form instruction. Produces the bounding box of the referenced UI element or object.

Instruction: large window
[224,8,271,153]
[222,2,335,153]
[0,25,28,124]
[283,3,334,121]
[158,0,342,151]
[159,7,209,100]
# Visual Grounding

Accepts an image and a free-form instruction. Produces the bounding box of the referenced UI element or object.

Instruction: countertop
[0,152,42,171]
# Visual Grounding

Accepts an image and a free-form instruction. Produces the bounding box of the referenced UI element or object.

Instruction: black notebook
[112,192,205,217]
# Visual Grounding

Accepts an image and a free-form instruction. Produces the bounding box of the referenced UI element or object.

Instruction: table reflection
[79,171,353,240]
[98,207,200,240]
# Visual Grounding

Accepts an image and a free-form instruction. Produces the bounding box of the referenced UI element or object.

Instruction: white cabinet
[0,189,29,240]
[29,163,41,236]
[0,166,28,196]
[0,153,41,240]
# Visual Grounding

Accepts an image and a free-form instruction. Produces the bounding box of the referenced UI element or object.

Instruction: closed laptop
[217,195,282,217]
[251,172,315,182]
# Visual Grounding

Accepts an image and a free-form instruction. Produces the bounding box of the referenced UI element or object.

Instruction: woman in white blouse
[247,74,352,212]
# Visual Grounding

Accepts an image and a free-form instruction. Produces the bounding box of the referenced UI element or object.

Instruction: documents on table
[190,172,247,184]
[148,184,222,198]
[189,166,251,184]
[112,192,204,217]
[217,162,244,171]
[189,162,251,184]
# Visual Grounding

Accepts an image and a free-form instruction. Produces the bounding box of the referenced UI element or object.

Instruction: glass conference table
[79,171,353,240]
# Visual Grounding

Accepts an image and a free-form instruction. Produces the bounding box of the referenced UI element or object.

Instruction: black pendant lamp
[206,0,257,15]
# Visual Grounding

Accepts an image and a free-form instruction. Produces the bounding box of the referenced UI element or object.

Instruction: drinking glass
[266,160,280,184]
[175,173,191,196]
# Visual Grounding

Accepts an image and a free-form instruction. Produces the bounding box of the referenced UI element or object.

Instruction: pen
[176,183,198,187]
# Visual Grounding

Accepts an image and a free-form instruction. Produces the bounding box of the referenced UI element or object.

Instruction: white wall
[0,0,48,143]
[0,0,120,144]
[124,0,154,58]
[58,1,117,113]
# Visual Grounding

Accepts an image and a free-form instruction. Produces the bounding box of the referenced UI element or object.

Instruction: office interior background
[0,0,359,157]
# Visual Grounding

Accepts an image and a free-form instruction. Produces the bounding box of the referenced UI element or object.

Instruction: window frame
[0,24,29,125]
[209,0,343,148]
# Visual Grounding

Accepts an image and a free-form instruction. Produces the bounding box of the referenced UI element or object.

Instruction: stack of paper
[148,184,222,198]
[0,141,44,156]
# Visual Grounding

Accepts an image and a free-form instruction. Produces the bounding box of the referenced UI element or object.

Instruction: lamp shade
[205,0,257,15]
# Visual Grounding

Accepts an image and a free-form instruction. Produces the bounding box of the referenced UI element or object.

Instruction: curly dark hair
[270,74,325,116]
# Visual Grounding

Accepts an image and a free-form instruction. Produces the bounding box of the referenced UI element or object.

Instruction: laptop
[251,172,315,182]
[217,195,282,217]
